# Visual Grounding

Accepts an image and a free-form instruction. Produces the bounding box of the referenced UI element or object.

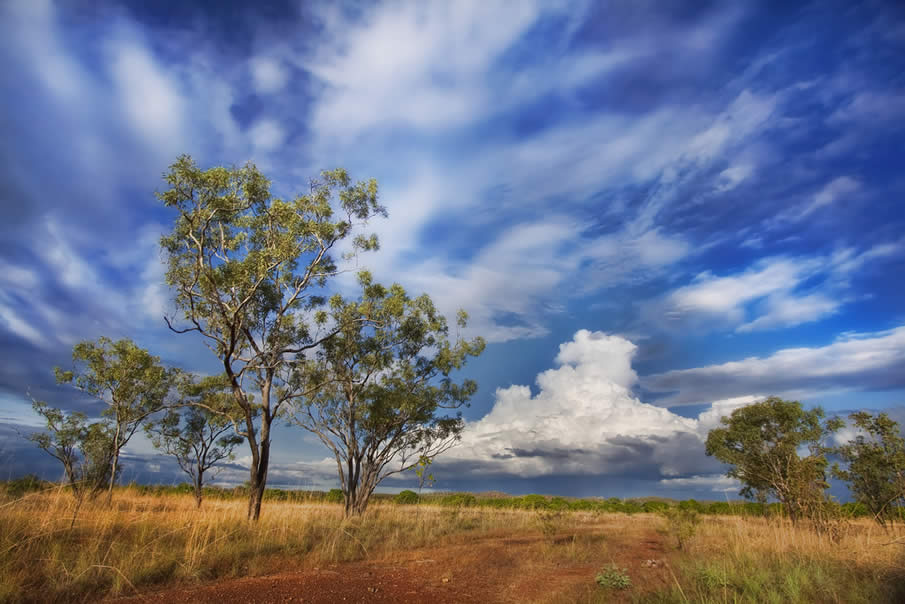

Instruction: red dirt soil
[110,528,674,604]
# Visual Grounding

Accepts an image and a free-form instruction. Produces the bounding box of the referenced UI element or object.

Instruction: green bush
[3,474,48,498]
[661,507,700,551]
[325,488,344,504]
[394,490,419,505]
[440,493,476,507]
[520,494,549,509]
[679,499,705,513]
[596,564,632,590]
[642,500,670,514]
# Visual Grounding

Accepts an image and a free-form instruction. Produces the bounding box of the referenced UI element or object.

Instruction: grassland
[1,483,903,603]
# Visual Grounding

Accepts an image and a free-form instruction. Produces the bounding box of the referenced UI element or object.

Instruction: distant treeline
[4,475,894,520]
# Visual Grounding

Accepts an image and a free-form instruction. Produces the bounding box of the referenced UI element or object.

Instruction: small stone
[442,577,450,584]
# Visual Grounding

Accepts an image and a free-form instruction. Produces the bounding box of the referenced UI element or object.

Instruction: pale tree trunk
[342,460,377,517]
[107,423,121,505]
[247,443,269,521]
[194,467,204,509]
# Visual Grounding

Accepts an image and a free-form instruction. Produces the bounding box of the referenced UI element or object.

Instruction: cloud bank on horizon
[1,0,904,499]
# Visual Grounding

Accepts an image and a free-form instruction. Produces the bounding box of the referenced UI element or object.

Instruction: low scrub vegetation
[2,482,904,603]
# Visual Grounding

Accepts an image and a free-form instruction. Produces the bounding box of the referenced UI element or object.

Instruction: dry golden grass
[0,485,545,602]
[1,487,903,603]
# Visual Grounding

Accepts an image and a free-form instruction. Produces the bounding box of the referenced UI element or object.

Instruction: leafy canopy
[292,271,485,515]
[832,411,905,527]
[705,396,842,519]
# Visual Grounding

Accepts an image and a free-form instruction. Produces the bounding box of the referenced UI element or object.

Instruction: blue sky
[1,0,904,500]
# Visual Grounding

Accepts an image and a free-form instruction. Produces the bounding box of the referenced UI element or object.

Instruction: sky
[1,0,904,501]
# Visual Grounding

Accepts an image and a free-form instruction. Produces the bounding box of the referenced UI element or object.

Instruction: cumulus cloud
[443,330,749,479]
[644,326,905,406]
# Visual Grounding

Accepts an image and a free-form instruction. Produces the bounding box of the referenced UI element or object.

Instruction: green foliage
[678,499,705,513]
[291,272,484,516]
[596,564,632,590]
[660,507,700,551]
[325,489,344,504]
[440,493,477,507]
[832,411,905,528]
[520,494,549,509]
[705,396,842,522]
[413,456,435,493]
[54,337,171,501]
[642,500,670,514]
[394,490,419,505]
[145,375,243,507]
[29,400,117,496]
[158,155,386,520]
[2,475,49,498]
[536,507,564,539]
[659,553,905,604]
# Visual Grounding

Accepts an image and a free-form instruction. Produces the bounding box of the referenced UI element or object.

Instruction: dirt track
[111,529,673,603]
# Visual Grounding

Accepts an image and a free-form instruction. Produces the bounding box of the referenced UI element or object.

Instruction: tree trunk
[343,465,376,517]
[194,469,203,509]
[247,437,269,521]
[107,425,121,506]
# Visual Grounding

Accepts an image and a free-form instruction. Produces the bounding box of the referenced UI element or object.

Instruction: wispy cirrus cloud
[644,326,905,406]
[646,240,904,334]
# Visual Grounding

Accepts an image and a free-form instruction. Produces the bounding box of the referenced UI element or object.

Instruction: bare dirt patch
[110,527,674,603]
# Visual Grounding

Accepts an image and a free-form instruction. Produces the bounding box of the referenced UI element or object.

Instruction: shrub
[440,493,476,507]
[2,475,48,499]
[596,564,632,590]
[678,499,705,513]
[394,490,419,505]
[325,488,344,503]
[642,500,670,514]
[536,508,564,540]
[520,494,549,509]
[661,507,700,551]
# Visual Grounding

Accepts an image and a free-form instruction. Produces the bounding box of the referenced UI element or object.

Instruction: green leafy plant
[394,490,419,505]
[660,506,700,551]
[596,563,632,590]
[832,411,905,529]
[325,488,344,503]
[536,507,564,540]
[705,396,843,523]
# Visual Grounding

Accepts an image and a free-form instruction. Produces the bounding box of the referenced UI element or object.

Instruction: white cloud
[108,36,187,157]
[248,119,287,152]
[777,176,861,222]
[737,292,841,332]
[715,163,754,192]
[0,261,38,290]
[249,56,288,94]
[644,326,905,406]
[652,240,903,333]
[302,1,548,140]
[445,330,748,478]
[659,474,740,493]
[2,0,84,102]
[657,256,823,328]
[0,300,47,349]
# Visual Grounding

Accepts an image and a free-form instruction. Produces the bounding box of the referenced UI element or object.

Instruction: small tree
[705,396,842,523]
[29,400,117,498]
[158,155,385,521]
[55,337,171,503]
[414,455,435,494]
[145,376,243,508]
[833,411,905,529]
[291,272,484,517]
